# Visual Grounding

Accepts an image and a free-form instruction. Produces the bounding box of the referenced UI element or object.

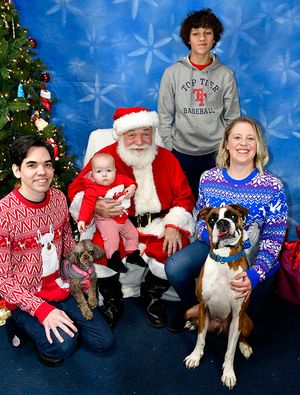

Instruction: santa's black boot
[126,250,147,268]
[97,274,124,328]
[107,250,128,273]
[140,271,170,328]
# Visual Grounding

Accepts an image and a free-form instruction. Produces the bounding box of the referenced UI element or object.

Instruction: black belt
[129,210,168,228]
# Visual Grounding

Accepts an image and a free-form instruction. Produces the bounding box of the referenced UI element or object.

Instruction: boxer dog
[184,204,253,389]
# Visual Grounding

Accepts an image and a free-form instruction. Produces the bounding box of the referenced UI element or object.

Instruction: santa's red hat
[113,107,159,137]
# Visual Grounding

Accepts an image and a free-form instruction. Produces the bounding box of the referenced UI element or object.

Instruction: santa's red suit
[69,106,195,328]
[69,142,195,278]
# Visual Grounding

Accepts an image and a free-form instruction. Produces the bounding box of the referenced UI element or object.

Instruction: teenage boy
[158,8,240,200]
[0,135,114,367]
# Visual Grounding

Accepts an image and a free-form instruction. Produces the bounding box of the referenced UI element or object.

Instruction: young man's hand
[42,309,78,344]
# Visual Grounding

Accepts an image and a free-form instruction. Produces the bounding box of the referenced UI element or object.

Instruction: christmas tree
[0,0,78,198]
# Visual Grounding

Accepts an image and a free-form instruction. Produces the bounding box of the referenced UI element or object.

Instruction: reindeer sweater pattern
[0,188,76,324]
[195,167,288,287]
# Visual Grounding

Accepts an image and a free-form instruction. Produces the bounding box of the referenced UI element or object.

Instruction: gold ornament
[0,306,11,326]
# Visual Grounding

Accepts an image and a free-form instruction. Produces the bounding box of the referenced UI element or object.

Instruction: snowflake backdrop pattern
[14,0,300,239]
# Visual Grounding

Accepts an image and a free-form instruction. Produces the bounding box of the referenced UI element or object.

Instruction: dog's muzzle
[215,219,232,238]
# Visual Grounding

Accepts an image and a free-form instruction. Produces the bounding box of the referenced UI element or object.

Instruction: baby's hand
[77,221,86,233]
[124,184,136,199]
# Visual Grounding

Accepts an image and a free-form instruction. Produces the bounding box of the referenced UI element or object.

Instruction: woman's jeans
[12,295,115,360]
[165,239,276,319]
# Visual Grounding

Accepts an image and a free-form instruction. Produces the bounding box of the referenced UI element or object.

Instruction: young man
[0,136,114,367]
[158,8,241,200]
[68,107,195,329]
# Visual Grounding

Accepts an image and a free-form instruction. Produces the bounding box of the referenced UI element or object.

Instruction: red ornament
[40,73,50,83]
[47,138,59,159]
[40,88,51,110]
[28,37,37,48]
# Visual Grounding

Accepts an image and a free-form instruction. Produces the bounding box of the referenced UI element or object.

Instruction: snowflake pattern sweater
[196,167,288,288]
[0,188,75,324]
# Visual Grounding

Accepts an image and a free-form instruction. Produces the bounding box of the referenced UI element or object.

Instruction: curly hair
[180,8,224,50]
[216,116,269,174]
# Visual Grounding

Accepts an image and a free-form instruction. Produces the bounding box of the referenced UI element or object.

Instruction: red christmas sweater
[0,188,75,324]
[78,173,136,225]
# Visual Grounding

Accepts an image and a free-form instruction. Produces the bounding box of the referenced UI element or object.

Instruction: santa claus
[68,107,195,328]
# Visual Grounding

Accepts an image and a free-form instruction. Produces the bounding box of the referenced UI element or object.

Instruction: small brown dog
[61,240,105,320]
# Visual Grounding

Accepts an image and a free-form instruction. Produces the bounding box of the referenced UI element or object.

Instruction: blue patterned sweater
[196,167,288,288]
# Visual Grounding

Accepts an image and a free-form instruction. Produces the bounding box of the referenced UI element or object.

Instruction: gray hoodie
[158,53,240,156]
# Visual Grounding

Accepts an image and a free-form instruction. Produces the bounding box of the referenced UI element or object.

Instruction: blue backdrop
[14,0,300,239]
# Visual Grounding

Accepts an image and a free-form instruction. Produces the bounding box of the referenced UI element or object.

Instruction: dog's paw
[83,309,93,320]
[221,367,237,390]
[185,320,196,331]
[88,298,98,310]
[184,352,202,369]
[239,341,253,359]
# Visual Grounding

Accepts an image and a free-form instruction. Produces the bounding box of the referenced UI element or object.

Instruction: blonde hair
[216,116,269,174]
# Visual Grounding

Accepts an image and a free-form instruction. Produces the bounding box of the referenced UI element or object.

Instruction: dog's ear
[92,244,105,260]
[228,204,249,220]
[67,250,78,264]
[198,207,213,221]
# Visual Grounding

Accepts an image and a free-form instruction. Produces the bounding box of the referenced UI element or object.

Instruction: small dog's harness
[209,250,245,264]
[61,260,93,291]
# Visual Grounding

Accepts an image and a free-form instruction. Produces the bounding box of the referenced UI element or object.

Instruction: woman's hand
[160,226,183,256]
[94,197,124,218]
[230,271,252,302]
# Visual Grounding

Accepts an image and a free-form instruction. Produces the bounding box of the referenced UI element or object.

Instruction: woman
[165,116,288,332]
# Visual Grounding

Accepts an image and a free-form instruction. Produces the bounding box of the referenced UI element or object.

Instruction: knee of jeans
[165,255,180,282]
[50,330,79,359]
[89,330,115,354]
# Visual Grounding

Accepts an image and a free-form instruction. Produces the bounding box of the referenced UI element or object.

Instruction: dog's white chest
[202,256,243,320]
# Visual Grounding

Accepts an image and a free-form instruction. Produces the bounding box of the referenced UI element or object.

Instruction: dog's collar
[71,264,93,278]
[209,250,245,264]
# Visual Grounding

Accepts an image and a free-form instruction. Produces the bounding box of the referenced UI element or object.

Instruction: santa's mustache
[127,144,150,150]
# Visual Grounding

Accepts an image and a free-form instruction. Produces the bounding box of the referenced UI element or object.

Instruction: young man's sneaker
[37,352,64,367]
[5,316,29,348]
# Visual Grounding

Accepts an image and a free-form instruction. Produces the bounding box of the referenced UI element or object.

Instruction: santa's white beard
[117,137,157,169]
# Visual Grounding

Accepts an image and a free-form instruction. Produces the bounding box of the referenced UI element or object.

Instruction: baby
[77,153,147,273]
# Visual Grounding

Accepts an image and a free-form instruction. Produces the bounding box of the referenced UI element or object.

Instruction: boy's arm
[223,73,241,123]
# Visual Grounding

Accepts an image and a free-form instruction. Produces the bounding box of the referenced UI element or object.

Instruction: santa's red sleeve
[68,158,93,201]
